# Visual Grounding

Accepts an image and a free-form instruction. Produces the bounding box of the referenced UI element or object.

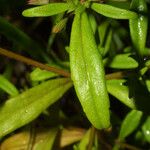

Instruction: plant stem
[0,47,129,79]
[0,47,70,77]
[105,71,128,80]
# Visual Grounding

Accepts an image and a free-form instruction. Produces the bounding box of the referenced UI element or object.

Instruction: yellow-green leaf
[129,0,148,56]
[70,11,110,129]
[119,110,142,140]
[0,78,72,138]
[103,53,138,69]
[91,3,138,19]
[107,79,136,108]
[0,75,19,97]
[22,3,72,17]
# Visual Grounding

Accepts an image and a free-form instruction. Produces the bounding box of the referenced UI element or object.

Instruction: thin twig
[0,47,130,80]
[105,71,128,80]
[87,126,96,150]
[0,48,70,77]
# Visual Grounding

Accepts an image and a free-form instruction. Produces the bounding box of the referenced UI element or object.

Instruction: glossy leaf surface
[91,3,138,19]
[0,78,72,138]
[22,3,72,17]
[103,53,138,69]
[70,11,110,129]
[107,79,136,108]
[129,0,148,56]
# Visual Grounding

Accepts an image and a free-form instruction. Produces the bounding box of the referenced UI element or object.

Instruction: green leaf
[70,11,110,129]
[22,3,72,17]
[33,128,58,150]
[0,78,72,138]
[119,110,142,140]
[142,116,150,143]
[0,75,19,97]
[103,53,138,69]
[91,3,138,19]
[129,0,148,56]
[107,80,136,108]
[30,68,58,81]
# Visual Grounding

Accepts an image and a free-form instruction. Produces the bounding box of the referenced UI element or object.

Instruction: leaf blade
[107,79,136,108]
[119,110,142,140]
[22,3,72,17]
[129,0,148,56]
[0,78,72,138]
[70,11,110,129]
[91,3,138,19]
[103,53,138,69]
[0,75,19,97]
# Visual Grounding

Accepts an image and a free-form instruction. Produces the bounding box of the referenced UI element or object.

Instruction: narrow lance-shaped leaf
[129,0,148,56]
[119,110,143,140]
[0,75,19,97]
[70,11,110,129]
[0,78,72,138]
[106,79,136,109]
[22,3,73,17]
[91,3,138,19]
